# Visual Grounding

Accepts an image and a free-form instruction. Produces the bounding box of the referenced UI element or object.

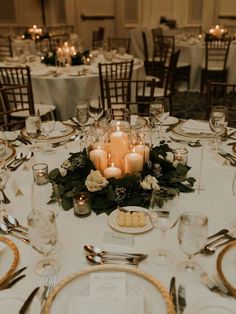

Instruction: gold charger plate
[42,265,174,314]
[0,236,19,286]
[172,120,214,139]
[217,240,236,297]
[20,123,76,142]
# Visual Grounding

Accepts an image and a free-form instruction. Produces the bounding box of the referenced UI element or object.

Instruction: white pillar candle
[89,148,107,173]
[125,152,143,174]
[133,144,150,162]
[110,125,128,172]
[103,164,122,179]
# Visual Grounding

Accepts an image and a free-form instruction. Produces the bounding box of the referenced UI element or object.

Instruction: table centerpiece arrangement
[48,130,196,214]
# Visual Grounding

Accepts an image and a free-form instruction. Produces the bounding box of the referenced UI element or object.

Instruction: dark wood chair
[105,79,156,116]
[0,66,56,118]
[108,38,131,53]
[92,27,105,49]
[49,33,70,51]
[200,38,231,94]
[0,84,34,130]
[98,60,134,109]
[206,81,236,127]
[0,35,13,61]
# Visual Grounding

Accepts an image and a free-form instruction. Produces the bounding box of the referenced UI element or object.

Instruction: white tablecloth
[130,28,236,91]
[1,123,236,313]
[30,56,145,120]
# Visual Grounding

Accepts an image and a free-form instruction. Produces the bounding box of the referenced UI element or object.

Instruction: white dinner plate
[185,297,236,314]
[42,265,173,314]
[108,206,154,234]
[3,131,18,141]
[163,116,179,126]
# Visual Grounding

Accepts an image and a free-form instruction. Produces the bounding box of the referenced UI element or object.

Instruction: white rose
[85,170,108,192]
[59,167,67,177]
[140,175,160,190]
[62,160,71,169]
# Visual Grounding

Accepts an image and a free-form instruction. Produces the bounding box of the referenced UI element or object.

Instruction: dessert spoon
[9,152,34,171]
[3,214,28,231]
[7,152,23,168]
[84,245,148,260]
[86,254,140,265]
[0,223,29,244]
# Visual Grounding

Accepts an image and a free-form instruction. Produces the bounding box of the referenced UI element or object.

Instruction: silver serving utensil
[84,245,148,260]
[169,136,202,147]
[52,135,77,147]
[86,254,140,266]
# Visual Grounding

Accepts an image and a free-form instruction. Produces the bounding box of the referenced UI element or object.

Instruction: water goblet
[149,189,180,265]
[88,100,103,129]
[25,114,41,151]
[40,110,55,154]
[27,209,60,276]
[177,211,208,278]
[149,98,169,140]
[209,106,227,152]
[75,101,89,147]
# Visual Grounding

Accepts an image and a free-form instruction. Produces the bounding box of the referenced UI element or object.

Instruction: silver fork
[212,275,234,298]
[41,270,57,305]
[201,272,229,297]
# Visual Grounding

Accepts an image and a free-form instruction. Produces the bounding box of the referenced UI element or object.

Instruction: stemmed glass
[149,98,169,140]
[177,211,208,278]
[88,100,103,129]
[27,209,60,276]
[209,106,227,152]
[149,189,180,265]
[75,101,89,148]
[25,114,41,151]
[40,110,55,154]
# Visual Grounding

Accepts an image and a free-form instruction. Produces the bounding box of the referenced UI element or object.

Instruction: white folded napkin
[67,296,144,314]
[50,122,68,137]
[181,119,213,134]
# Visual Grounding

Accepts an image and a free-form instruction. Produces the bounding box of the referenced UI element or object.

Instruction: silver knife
[169,277,178,313]
[178,283,187,314]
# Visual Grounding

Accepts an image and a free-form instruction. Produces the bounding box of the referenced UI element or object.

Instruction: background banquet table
[1,120,236,313]
[30,56,145,120]
[130,28,236,91]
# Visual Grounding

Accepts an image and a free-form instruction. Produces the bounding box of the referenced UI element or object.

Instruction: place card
[103,231,134,247]
[11,180,23,196]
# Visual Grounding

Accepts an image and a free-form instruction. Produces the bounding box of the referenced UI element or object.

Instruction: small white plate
[108,206,154,234]
[185,297,236,314]
[4,132,18,141]
[163,116,179,126]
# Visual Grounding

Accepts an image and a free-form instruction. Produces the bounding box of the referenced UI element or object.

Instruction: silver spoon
[84,245,148,260]
[9,152,34,171]
[200,238,236,255]
[3,214,28,231]
[1,221,28,237]
[170,136,202,147]
[7,152,23,168]
[86,254,140,265]
[207,228,229,240]
[0,223,29,244]
[52,135,77,147]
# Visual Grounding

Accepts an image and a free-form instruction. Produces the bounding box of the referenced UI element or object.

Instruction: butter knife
[0,266,26,289]
[178,283,187,314]
[169,276,178,313]
[19,286,40,314]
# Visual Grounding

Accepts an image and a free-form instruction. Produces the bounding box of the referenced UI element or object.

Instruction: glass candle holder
[32,163,49,185]
[174,148,188,165]
[73,192,92,217]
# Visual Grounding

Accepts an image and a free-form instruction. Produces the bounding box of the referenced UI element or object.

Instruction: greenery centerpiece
[49,142,195,215]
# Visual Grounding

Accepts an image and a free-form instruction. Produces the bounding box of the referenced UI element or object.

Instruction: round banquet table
[1,121,236,313]
[30,55,145,121]
[130,28,236,91]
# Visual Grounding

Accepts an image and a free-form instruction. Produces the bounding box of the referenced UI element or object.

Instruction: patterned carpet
[171,91,207,120]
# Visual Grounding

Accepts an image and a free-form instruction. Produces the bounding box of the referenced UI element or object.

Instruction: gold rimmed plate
[3,145,16,162]
[217,240,236,297]
[41,265,174,314]
[172,120,214,139]
[0,236,19,287]
[20,122,76,142]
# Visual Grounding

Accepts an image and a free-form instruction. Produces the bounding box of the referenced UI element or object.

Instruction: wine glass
[177,211,208,278]
[149,189,180,265]
[40,110,55,154]
[25,114,41,151]
[88,99,103,129]
[209,106,227,152]
[75,101,89,147]
[149,98,169,140]
[27,209,60,276]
